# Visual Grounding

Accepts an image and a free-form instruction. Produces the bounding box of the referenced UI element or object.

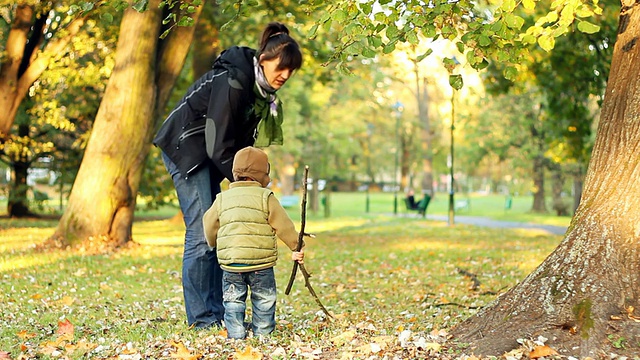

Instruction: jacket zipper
[178,124,205,142]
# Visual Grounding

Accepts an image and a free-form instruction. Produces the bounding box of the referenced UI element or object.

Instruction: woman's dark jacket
[153,46,259,181]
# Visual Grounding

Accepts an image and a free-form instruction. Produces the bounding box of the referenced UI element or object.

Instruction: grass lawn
[0,192,568,359]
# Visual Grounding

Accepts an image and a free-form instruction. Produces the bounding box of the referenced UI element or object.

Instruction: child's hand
[292,249,304,264]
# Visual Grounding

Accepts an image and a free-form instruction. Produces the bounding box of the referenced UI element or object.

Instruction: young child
[202,146,304,339]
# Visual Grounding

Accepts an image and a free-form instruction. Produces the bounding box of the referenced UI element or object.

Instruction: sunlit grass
[0,202,566,359]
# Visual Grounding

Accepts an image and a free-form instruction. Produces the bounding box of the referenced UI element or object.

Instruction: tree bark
[451,5,640,357]
[50,1,203,247]
[531,154,547,213]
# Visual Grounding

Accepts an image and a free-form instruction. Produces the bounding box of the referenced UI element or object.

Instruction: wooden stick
[284,166,333,319]
[284,166,309,295]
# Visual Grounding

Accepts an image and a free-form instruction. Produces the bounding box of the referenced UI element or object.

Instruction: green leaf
[577,20,600,34]
[417,48,433,62]
[478,34,491,46]
[81,2,94,11]
[383,41,396,54]
[132,0,148,12]
[362,47,377,58]
[100,13,114,23]
[449,74,463,90]
[367,35,382,48]
[386,25,399,40]
[505,14,524,30]
[503,66,518,80]
[360,2,372,14]
[308,24,319,39]
[406,30,419,45]
[456,41,465,53]
[334,9,348,22]
[500,0,516,12]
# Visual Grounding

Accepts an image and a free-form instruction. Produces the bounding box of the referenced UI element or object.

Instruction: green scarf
[253,84,284,147]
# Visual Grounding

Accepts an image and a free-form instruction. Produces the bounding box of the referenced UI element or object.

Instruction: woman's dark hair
[258,22,302,71]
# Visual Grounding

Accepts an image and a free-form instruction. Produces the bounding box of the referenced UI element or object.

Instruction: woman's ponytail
[257,22,302,71]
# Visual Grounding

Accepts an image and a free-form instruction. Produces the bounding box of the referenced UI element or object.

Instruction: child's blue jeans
[222,268,277,339]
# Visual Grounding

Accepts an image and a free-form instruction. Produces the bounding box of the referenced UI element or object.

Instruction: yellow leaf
[522,0,535,9]
[16,330,36,340]
[100,283,112,290]
[58,296,75,306]
[537,34,555,51]
[529,345,558,358]
[330,330,356,346]
[31,293,42,300]
[170,341,202,360]
[233,345,263,360]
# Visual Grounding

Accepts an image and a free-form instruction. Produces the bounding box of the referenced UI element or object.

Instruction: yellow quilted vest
[216,185,278,272]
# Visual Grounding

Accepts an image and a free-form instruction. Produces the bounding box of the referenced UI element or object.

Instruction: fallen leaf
[16,330,36,340]
[627,306,640,322]
[234,345,262,360]
[0,351,10,359]
[170,341,202,359]
[57,319,74,341]
[58,296,75,306]
[529,345,558,358]
[330,330,355,346]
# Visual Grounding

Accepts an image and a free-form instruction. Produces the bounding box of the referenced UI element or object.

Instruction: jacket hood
[232,146,271,187]
[214,46,256,84]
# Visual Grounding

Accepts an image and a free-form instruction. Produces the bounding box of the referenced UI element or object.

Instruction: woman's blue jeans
[223,268,277,339]
[162,152,224,328]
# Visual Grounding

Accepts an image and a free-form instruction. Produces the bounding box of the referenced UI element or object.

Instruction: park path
[424,214,568,235]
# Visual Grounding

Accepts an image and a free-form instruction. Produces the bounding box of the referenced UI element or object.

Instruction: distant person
[202,146,304,339]
[406,189,419,210]
[153,22,303,329]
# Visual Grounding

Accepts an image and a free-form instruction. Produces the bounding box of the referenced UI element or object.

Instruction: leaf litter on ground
[0,216,564,359]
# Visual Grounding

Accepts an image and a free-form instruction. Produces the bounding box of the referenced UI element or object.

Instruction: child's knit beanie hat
[232,146,271,187]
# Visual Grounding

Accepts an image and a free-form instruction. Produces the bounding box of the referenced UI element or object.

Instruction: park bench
[405,194,431,218]
[279,195,300,208]
[455,198,470,211]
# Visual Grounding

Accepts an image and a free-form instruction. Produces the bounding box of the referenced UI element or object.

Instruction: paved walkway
[424,214,568,235]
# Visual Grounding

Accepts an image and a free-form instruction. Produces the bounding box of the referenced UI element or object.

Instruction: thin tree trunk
[451,5,640,357]
[531,154,547,212]
[192,1,220,78]
[550,163,569,216]
[573,164,584,213]
[8,161,30,217]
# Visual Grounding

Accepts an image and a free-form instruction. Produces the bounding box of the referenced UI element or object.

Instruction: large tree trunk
[51,2,162,247]
[50,1,203,247]
[451,6,640,357]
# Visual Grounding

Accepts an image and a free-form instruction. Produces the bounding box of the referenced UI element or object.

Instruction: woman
[153,22,302,330]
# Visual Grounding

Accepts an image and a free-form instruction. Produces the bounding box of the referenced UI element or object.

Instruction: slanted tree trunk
[0,4,86,139]
[451,7,640,357]
[50,0,203,248]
